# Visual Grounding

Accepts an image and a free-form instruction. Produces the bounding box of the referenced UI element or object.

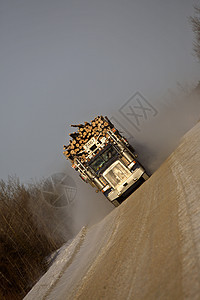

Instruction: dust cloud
[125,87,200,174]
[60,168,114,237]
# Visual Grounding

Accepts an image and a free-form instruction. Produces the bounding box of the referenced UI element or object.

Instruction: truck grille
[103,161,131,188]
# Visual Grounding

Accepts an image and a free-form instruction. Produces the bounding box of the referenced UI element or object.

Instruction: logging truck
[63,116,149,207]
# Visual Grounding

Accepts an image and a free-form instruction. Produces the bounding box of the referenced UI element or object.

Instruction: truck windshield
[90,146,117,172]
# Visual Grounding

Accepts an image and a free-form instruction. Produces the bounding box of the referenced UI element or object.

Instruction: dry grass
[0,176,71,299]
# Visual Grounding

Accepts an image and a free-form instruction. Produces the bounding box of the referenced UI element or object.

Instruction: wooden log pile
[63,116,111,163]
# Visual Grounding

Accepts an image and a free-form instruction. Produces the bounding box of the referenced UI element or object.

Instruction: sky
[0,0,200,182]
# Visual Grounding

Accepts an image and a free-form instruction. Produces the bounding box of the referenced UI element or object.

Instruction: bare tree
[190,6,200,60]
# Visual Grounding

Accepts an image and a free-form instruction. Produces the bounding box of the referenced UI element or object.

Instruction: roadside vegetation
[0,176,71,300]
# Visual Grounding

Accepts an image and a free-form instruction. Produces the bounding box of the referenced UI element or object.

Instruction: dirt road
[25,122,200,300]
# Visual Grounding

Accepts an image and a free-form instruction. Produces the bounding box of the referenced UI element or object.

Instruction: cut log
[71,124,84,128]
[70,139,76,145]
[85,126,92,133]
[98,124,103,131]
[69,132,79,139]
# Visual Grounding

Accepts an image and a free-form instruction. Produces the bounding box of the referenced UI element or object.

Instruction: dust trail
[124,88,200,175]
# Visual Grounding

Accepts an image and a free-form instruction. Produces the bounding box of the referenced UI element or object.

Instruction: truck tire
[112,200,120,207]
[142,173,149,181]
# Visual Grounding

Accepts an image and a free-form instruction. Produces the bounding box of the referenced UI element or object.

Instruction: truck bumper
[107,168,146,203]
[110,176,145,206]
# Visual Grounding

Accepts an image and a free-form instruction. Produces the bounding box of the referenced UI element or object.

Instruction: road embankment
[25,121,200,300]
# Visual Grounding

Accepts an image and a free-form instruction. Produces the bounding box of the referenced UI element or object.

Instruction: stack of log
[63,116,111,163]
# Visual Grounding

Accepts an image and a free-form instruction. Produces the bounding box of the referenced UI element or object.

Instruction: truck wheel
[112,200,120,207]
[142,173,149,181]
